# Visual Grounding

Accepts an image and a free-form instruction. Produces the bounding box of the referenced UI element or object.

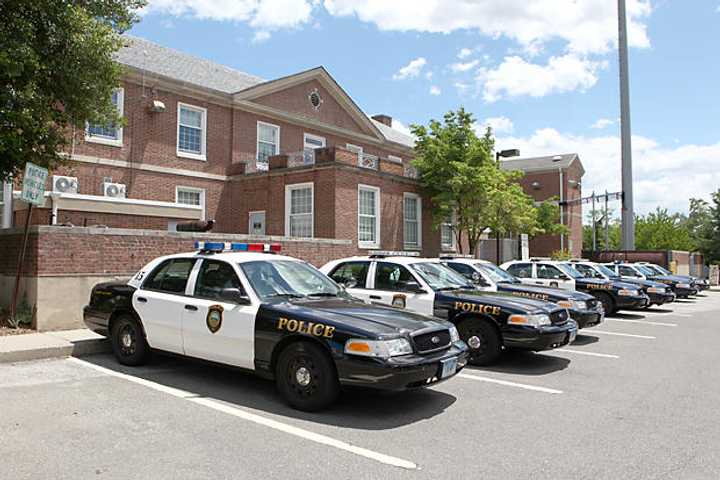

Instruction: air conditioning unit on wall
[53,175,79,194]
[102,182,127,198]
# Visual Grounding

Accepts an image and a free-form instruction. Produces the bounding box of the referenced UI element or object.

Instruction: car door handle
[184,305,198,311]
[369,295,382,300]
[137,297,147,303]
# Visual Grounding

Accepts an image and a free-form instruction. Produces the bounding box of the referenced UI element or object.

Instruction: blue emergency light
[194,241,281,253]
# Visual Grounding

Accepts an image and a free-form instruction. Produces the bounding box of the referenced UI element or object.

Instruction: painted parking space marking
[606,318,678,327]
[457,373,563,394]
[69,358,418,470]
[556,349,620,359]
[590,330,656,339]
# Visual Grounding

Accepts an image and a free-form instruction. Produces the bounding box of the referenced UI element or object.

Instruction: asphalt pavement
[2,291,719,480]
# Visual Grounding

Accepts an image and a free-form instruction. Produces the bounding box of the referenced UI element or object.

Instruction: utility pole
[591,192,596,251]
[604,190,610,251]
[618,0,635,250]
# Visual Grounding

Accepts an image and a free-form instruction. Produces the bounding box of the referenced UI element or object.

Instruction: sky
[130,0,720,217]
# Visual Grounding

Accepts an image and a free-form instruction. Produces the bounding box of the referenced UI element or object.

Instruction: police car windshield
[239,260,342,302]
[557,263,584,279]
[596,264,619,279]
[476,263,518,283]
[636,265,657,276]
[647,264,670,275]
[410,262,474,291]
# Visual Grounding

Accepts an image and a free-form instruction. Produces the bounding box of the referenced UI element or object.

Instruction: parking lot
[2,291,719,480]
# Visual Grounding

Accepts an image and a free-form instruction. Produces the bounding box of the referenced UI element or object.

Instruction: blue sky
[131,0,720,216]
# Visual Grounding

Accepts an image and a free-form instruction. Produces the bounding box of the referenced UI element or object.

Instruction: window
[285,183,313,238]
[358,185,380,249]
[575,263,604,279]
[303,133,325,164]
[249,211,266,235]
[537,264,565,280]
[619,265,641,277]
[440,213,456,250]
[143,258,196,294]
[507,263,533,278]
[403,193,422,249]
[446,262,476,280]
[257,121,280,170]
[194,260,245,300]
[374,262,416,291]
[240,260,341,302]
[86,88,124,146]
[176,186,206,220]
[329,261,370,288]
[177,103,207,160]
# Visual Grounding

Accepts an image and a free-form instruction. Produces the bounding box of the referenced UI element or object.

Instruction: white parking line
[557,349,619,359]
[457,373,563,394]
[68,358,417,470]
[606,318,678,327]
[590,330,656,339]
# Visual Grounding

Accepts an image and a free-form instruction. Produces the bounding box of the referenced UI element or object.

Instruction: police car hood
[650,275,688,284]
[269,298,448,336]
[574,278,614,288]
[613,278,666,289]
[435,289,559,314]
[496,283,592,301]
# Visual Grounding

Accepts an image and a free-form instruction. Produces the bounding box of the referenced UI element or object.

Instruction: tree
[634,208,695,251]
[695,190,720,263]
[411,108,540,254]
[0,0,146,181]
[535,197,569,237]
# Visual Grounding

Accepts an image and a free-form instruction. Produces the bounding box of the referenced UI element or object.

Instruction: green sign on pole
[20,162,48,205]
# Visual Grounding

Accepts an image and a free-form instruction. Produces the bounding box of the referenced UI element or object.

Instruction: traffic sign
[20,162,48,205]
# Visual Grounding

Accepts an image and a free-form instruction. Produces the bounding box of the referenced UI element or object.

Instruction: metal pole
[559,168,564,251]
[604,190,609,251]
[591,192,597,251]
[10,203,33,324]
[618,0,635,250]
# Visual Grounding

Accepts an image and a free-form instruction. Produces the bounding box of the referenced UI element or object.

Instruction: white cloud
[392,57,427,80]
[457,47,473,59]
[478,54,606,102]
[591,118,615,129]
[429,85,441,96]
[454,82,470,95]
[323,0,652,55]
[450,59,480,73]
[425,71,434,80]
[496,128,720,214]
[252,30,271,43]
[481,116,514,134]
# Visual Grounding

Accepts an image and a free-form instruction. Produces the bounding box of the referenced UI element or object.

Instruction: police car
[636,262,709,292]
[603,262,698,298]
[320,253,577,366]
[83,242,468,412]
[439,256,604,329]
[500,258,649,315]
[567,260,675,308]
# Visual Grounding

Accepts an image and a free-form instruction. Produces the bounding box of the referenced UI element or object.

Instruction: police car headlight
[449,326,460,343]
[677,283,691,289]
[345,338,413,358]
[508,314,551,327]
[647,287,665,294]
[618,289,639,296]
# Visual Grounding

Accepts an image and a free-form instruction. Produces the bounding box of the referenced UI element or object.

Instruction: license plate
[440,357,458,379]
[568,328,577,344]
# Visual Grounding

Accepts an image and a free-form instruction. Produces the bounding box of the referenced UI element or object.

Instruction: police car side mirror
[220,288,251,305]
[398,280,426,294]
[471,272,489,287]
[342,278,358,289]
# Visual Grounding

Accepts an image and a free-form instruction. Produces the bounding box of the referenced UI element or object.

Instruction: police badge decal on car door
[206,305,224,333]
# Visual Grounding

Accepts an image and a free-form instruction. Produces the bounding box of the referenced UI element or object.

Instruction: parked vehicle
[567,260,675,309]
[439,256,604,329]
[83,242,468,411]
[636,262,709,292]
[321,253,577,366]
[500,259,649,315]
[603,262,698,299]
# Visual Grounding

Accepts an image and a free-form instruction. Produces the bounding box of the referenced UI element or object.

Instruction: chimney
[372,114,392,127]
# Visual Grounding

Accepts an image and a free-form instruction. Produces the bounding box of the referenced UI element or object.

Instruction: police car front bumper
[336,342,469,391]
[503,321,578,351]
[646,291,676,306]
[569,307,604,329]
[674,286,697,298]
[616,294,650,310]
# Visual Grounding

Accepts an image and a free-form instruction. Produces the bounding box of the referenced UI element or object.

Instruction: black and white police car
[320,253,577,365]
[438,256,604,329]
[603,262,698,298]
[636,262,709,292]
[83,242,468,411]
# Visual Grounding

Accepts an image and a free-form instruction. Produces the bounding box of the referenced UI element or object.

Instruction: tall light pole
[618,0,635,250]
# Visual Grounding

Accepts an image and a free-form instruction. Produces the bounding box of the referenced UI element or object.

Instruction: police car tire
[110,315,150,366]
[458,319,501,366]
[596,292,616,315]
[275,341,340,412]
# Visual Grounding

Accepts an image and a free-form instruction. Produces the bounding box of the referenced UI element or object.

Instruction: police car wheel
[276,342,339,412]
[458,320,501,366]
[110,315,150,366]
[596,292,615,316]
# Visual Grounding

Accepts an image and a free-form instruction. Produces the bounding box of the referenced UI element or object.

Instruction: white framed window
[387,155,402,164]
[86,88,124,147]
[176,186,206,220]
[257,121,280,170]
[285,183,313,238]
[303,133,326,164]
[249,210,266,235]
[441,212,456,250]
[358,185,380,249]
[177,103,207,161]
[403,193,422,249]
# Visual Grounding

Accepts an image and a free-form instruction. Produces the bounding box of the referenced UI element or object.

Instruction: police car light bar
[195,241,282,253]
[438,254,474,259]
[368,250,421,258]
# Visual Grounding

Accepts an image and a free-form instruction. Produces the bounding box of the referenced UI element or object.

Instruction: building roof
[500,153,584,175]
[117,35,413,148]
[116,35,264,94]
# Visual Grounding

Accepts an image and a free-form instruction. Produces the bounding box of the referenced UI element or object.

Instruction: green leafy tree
[634,208,695,251]
[0,0,146,180]
[411,108,539,254]
[535,197,569,237]
[697,190,720,263]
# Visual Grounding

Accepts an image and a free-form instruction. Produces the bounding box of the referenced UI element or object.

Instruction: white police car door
[369,261,435,315]
[133,258,196,354]
[505,262,535,287]
[181,259,258,369]
[325,260,373,302]
[535,263,575,290]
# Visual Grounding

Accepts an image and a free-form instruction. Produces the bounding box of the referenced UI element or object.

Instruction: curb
[0,330,110,364]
